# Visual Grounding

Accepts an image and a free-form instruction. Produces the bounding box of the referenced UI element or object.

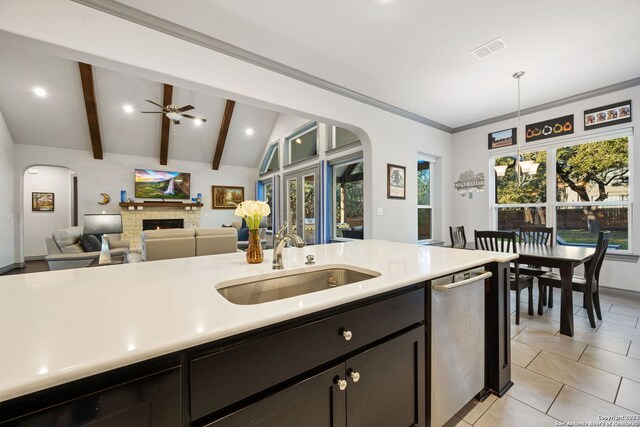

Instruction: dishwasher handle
[432,271,492,291]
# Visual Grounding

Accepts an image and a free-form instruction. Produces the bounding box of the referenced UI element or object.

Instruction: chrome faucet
[272,223,306,269]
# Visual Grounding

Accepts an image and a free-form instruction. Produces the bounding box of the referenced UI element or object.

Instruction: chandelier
[494,71,539,183]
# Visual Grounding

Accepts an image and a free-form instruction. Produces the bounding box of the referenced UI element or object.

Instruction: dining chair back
[474,230,534,325]
[519,226,553,245]
[449,226,467,247]
[538,231,610,328]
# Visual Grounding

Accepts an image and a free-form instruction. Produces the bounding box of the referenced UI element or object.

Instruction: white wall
[14,144,259,260]
[0,0,453,250]
[23,166,73,257]
[0,111,15,270]
[452,86,640,291]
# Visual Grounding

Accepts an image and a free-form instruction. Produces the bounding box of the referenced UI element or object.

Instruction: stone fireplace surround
[121,206,201,251]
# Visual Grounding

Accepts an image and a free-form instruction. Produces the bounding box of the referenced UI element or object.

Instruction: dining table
[450,242,596,337]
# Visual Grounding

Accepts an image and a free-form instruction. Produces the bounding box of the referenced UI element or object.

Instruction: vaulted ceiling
[0,42,282,167]
[109,0,640,129]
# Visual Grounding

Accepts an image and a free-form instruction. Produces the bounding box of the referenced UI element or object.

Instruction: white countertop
[0,240,516,402]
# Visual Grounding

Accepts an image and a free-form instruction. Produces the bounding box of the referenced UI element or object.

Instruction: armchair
[45,226,129,270]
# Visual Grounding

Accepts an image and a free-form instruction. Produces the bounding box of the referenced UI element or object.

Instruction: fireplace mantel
[119,202,203,209]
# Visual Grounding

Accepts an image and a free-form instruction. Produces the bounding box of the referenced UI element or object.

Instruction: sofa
[45,226,130,270]
[141,228,238,262]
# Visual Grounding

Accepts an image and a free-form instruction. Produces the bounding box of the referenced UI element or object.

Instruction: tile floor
[448,287,640,427]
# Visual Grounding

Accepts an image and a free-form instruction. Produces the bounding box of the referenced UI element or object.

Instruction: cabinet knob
[348,369,360,383]
[335,377,348,391]
[341,329,353,341]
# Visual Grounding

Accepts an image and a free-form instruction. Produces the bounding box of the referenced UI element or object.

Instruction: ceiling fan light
[494,165,508,177]
[166,112,182,121]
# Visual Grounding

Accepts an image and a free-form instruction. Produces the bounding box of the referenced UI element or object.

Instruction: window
[257,178,274,231]
[495,150,547,230]
[555,137,630,249]
[493,134,631,250]
[333,160,364,239]
[259,141,279,174]
[285,123,318,165]
[329,126,360,151]
[418,160,432,240]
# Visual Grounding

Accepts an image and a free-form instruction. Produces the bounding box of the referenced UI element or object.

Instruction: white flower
[234,200,270,229]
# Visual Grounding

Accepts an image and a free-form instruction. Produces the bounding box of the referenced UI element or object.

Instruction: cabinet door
[4,367,181,427]
[346,327,425,427]
[206,364,346,427]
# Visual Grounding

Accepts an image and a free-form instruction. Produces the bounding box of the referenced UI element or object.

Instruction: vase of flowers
[234,200,270,264]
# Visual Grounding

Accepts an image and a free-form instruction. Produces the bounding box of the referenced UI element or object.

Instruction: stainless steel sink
[217,266,380,305]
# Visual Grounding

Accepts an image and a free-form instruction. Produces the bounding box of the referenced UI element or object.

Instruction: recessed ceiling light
[122,104,134,114]
[245,128,254,136]
[295,138,302,144]
[194,118,203,126]
[32,87,47,98]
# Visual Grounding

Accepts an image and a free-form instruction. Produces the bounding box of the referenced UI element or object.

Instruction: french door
[284,166,320,245]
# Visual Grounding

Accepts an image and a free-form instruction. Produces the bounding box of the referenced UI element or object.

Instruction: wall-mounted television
[134,169,191,199]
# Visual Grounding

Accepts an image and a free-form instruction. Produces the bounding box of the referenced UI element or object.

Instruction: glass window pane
[334,161,364,239]
[264,182,273,230]
[556,205,628,250]
[334,127,360,148]
[304,175,315,244]
[287,125,318,164]
[556,137,629,202]
[418,161,430,206]
[418,208,431,240]
[495,151,547,204]
[287,178,297,234]
[260,143,279,174]
[497,207,547,231]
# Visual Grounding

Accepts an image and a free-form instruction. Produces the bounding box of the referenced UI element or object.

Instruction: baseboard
[24,255,46,261]
[600,286,640,300]
[0,262,26,275]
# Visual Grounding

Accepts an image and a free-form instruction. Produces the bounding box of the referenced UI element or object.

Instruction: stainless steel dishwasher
[430,267,492,427]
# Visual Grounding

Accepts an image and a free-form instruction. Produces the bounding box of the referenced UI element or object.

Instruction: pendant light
[495,71,539,183]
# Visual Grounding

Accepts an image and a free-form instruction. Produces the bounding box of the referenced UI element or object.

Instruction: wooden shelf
[119,202,203,208]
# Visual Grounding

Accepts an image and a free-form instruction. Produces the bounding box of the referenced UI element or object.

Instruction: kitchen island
[0,240,516,426]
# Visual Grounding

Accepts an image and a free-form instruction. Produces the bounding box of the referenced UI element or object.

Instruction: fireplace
[143,218,184,231]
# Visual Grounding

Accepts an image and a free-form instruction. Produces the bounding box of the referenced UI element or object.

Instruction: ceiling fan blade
[140,111,165,114]
[181,114,206,122]
[145,99,166,109]
[177,105,195,112]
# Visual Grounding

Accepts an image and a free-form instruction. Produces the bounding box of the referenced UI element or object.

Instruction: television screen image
[135,169,191,199]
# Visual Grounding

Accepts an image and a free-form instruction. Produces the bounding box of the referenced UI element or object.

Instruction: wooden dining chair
[537,231,610,329]
[518,226,554,312]
[475,230,534,325]
[449,226,467,248]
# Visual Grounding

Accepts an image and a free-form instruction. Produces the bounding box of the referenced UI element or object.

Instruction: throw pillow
[237,227,249,242]
[79,234,102,252]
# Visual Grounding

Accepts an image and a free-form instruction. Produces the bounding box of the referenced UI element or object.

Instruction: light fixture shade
[166,112,182,121]
[518,160,534,174]
[494,165,508,177]
[528,162,540,175]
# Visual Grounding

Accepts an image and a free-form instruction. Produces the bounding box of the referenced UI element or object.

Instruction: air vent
[471,37,507,60]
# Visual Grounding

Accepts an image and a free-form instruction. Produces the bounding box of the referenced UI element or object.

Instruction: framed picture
[584,100,631,130]
[525,114,574,143]
[488,128,517,149]
[32,192,54,211]
[387,164,406,199]
[212,185,244,209]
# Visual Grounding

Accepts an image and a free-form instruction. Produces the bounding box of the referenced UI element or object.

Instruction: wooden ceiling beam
[78,63,103,160]
[212,100,236,170]
[159,84,173,166]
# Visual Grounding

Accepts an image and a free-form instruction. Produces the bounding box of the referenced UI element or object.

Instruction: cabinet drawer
[190,287,424,421]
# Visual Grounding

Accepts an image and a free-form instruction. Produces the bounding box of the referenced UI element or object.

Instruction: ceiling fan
[140,100,207,125]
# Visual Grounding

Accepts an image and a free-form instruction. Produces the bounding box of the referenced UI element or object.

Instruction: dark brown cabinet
[206,327,424,427]
[2,367,181,427]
